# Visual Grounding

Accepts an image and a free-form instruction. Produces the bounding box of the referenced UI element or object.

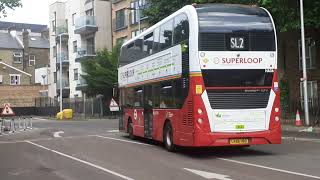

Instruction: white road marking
[282,137,320,143]
[94,135,152,146]
[53,131,64,138]
[218,158,320,179]
[25,141,135,180]
[184,168,232,180]
[107,130,120,133]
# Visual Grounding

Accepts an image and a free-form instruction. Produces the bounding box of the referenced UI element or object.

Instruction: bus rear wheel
[163,123,175,152]
[128,121,135,140]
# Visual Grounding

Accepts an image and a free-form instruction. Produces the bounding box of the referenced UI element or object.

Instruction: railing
[56,52,69,63]
[77,77,87,86]
[57,79,70,89]
[76,44,96,59]
[56,25,68,35]
[75,15,96,29]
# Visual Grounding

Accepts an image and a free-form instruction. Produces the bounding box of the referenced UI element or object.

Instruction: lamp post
[56,34,63,113]
[299,0,310,126]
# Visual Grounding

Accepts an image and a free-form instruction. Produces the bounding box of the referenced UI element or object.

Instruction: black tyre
[163,123,175,152]
[128,121,135,140]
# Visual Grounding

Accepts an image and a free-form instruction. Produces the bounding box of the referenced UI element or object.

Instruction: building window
[10,74,20,85]
[72,13,76,26]
[131,29,139,38]
[13,52,22,63]
[29,55,35,66]
[299,38,316,70]
[74,68,79,80]
[73,41,77,53]
[300,81,318,109]
[54,72,57,83]
[115,9,126,30]
[130,0,147,25]
[53,46,57,57]
[52,20,56,32]
[86,9,94,16]
[0,75,3,84]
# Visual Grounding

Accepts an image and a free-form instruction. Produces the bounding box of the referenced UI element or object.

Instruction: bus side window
[124,88,135,107]
[153,83,160,108]
[134,38,144,60]
[174,14,189,44]
[153,28,160,54]
[134,88,143,107]
[160,81,174,108]
[160,19,173,50]
[144,32,154,55]
[127,43,135,63]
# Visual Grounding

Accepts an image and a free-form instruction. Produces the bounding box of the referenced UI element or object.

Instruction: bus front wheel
[163,122,175,152]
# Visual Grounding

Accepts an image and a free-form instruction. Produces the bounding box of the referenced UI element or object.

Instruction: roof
[0,62,32,77]
[0,21,47,33]
[18,35,49,49]
[0,33,23,49]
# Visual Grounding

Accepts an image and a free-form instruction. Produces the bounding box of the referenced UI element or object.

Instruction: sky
[2,0,64,25]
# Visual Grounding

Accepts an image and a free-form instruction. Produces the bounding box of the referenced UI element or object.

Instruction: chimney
[41,28,49,39]
[23,30,29,71]
[8,26,17,37]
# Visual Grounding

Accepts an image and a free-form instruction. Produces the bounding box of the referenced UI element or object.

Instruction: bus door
[143,85,153,138]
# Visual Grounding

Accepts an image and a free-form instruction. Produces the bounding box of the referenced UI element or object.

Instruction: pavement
[0,117,319,180]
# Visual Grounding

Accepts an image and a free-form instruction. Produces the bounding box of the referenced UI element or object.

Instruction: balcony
[75,45,96,62]
[76,77,88,91]
[74,16,98,35]
[56,52,69,68]
[56,79,70,98]
[55,25,69,43]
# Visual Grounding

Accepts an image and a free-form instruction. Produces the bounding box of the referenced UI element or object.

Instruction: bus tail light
[197,118,203,124]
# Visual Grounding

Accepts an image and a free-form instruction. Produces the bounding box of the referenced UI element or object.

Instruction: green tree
[81,45,120,98]
[144,0,320,31]
[0,0,22,18]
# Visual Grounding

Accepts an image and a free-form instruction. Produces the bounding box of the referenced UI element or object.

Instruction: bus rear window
[202,69,273,87]
[197,5,275,51]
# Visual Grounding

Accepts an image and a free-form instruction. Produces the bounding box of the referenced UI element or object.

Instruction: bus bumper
[193,126,282,147]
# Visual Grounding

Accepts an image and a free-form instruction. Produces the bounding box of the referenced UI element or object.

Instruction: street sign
[1,103,15,116]
[109,98,119,112]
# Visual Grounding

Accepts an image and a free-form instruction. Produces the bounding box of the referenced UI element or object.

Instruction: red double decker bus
[118,4,281,151]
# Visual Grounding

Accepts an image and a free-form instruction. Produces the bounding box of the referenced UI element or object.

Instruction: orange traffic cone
[295,110,302,126]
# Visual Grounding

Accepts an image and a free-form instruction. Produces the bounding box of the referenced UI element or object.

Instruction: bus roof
[121,4,271,48]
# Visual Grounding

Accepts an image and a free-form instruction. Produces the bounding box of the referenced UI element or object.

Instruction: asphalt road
[0,118,320,180]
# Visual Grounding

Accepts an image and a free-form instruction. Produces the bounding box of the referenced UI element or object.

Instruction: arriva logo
[215,113,222,118]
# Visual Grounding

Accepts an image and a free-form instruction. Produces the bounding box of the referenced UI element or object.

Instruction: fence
[35,96,117,119]
[282,98,320,126]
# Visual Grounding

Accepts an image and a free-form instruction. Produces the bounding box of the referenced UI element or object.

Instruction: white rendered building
[48,0,112,98]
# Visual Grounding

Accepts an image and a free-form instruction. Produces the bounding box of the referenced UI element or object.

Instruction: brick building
[112,0,149,46]
[278,28,320,113]
[0,21,50,106]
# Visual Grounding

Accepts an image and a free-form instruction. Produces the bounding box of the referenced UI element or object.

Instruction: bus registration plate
[229,138,249,145]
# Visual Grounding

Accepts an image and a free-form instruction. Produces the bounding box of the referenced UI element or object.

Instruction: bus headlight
[275,116,280,122]
[197,108,203,115]
[197,118,203,124]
